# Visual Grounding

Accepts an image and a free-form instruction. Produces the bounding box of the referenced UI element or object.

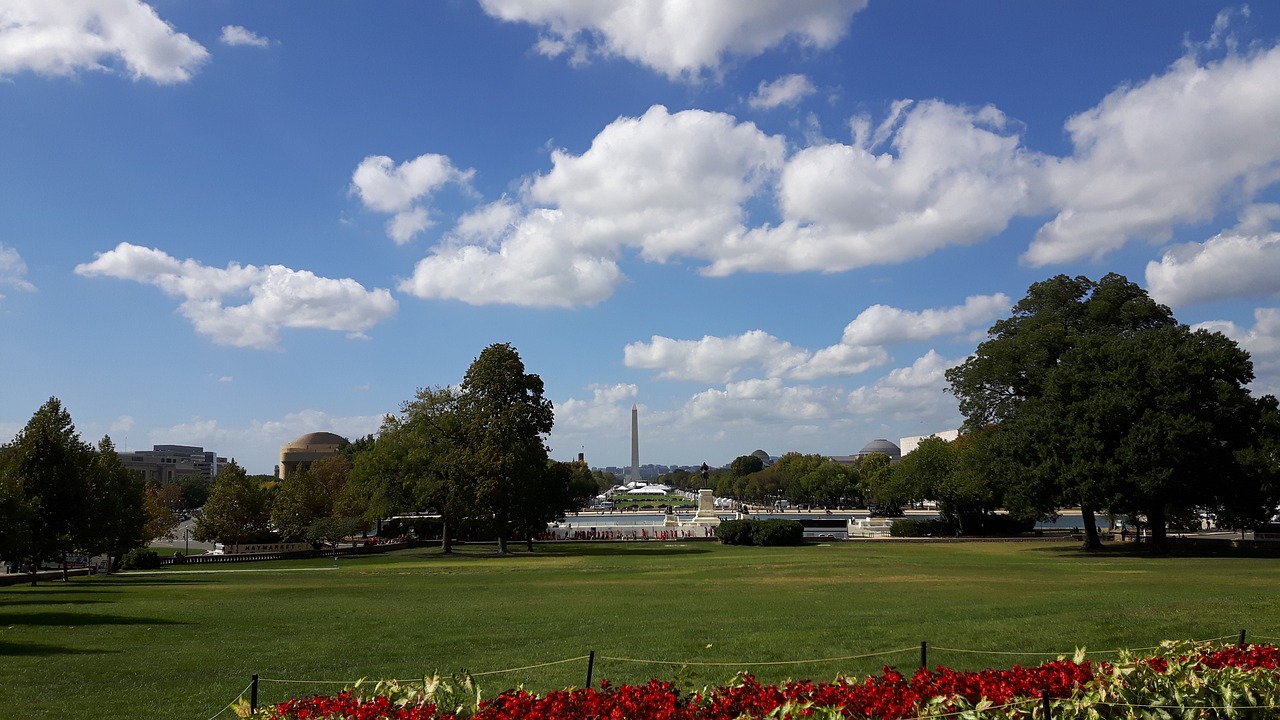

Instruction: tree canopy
[947,273,1275,552]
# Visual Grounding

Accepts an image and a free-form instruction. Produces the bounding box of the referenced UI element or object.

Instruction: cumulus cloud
[74,242,397,349]
[847,350,962,420]
[0,0,209,83]
[1026,42,1280,265]
[1196,308,1280,396]
[624,331,808,383]
[220,25,271,48]
[351,154,475,244]
[748,73,816,109]
[704,101,1044,275]
[682,377,843,426]
[552,383,638,435]
[840,294,1011,346]
[1147,231,1280,306]
[401,106,783,306]
[477,0,866,80]
[0,243,36,298]
[625,296,1003,383]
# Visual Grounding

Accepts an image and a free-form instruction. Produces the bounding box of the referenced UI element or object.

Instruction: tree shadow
[0,598,113,608]
[0,611,186,627]
[0,640,119,657]
[1023,540,1280,560]
[399,543,715,560]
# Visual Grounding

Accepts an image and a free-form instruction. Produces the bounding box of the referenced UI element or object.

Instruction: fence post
[920,641,927,669]
[1041,690,1051,720]
[251,674,259,713]
[1239,629,1247,648]
[585,650,596,688]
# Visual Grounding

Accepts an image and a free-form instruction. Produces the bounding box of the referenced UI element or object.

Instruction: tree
[947,273,1268,552]
[142,485,179,544]
[272,455,352,542]
[0,398,93,585]
[193,461,272,547]
[730,454,764,478]
[1049,325,1262,552]
[175,476,211,510]
[456,343,555,553]
[81,436,147,573]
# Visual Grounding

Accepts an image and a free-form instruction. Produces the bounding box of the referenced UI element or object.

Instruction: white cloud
[704,101,1043,275]
[551,383,638,435]
[787,344,889,380]
[624,331,808,383]
[74,243,397,349]
[840,294,1011,346]
[402,106,783,306]
[0,0,209,83]
[477,0,866,80]
[847,350,962,420]
[1026,42,1280,265]
[1147,231,1280,306]
[683,377,843,426]
[220,25,271,48]
[351,154,475,244]
[109,415,134,434]
[748,73,816,109]
[1196,308,1280,397]
[0,243,36,297]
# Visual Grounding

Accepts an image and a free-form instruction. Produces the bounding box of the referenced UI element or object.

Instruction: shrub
[715,519,804,546]
[714,519,752,545]
[889,518,953,537]
[120,548,160,570]
[750,519,804,546]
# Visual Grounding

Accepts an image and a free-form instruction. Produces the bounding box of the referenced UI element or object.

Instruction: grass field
[3,540,1279,719]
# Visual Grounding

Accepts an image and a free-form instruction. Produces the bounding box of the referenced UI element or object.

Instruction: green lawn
[3,540,1278,719]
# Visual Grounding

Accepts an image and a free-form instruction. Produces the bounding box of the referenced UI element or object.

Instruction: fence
[201,630,1273,719]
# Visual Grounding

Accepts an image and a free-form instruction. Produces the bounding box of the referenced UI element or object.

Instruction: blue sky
[3,1,1280,475]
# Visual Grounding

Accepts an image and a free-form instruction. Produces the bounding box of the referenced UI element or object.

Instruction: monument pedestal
[689,488,721,527]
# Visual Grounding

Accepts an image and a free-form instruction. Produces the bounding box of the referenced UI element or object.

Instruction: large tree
[456,343,555,553]
[947,273,1269,552]
[0,398,94,584]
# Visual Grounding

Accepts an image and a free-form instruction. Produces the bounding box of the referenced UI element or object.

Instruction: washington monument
[630,403,640,484]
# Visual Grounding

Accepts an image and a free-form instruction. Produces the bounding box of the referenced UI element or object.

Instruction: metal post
[585,650,596,688]
[1239,629,1247,648]
[1041,690,1051,720]
[251,674,259,712]
[920,641,927,669]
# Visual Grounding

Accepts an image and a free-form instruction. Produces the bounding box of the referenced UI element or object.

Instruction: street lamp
[184,528,190,555]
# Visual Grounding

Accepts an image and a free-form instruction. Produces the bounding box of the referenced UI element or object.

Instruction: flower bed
[243,641,1280,720]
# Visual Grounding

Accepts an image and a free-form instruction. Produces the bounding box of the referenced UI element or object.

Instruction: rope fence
[222,630,1268,717]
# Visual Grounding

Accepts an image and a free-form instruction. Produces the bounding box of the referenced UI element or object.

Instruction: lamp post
[183,528,190,555]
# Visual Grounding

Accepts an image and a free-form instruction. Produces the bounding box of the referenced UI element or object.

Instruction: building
[829,438,903,466]
[899,430,961,456]
[118,445,226,484]
[278,431,347,480]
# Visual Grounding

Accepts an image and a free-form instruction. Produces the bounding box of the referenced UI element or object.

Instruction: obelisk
[630,403,640,484]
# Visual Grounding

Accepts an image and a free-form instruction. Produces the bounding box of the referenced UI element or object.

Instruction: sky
[3,1,1280,476]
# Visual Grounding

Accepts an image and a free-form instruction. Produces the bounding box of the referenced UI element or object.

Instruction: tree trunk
[441,519,453,554]
[1147,506,1169,555]
[1080,503,1104,550]
[29,564,37,587]
[526,536,534,552]
[497,534,508,554]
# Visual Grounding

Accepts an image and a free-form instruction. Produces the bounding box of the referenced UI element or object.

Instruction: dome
[750,449,771,461]
[285,431,347,449]
[857,439,901,461]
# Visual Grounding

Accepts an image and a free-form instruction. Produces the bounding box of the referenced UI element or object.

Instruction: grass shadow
[0,611,187,627]
[0,640,120,657]
[0,598,114,608]
[1023,540,1280,560]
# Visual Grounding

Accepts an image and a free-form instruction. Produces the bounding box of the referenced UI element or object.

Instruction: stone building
[278,431,347,480]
